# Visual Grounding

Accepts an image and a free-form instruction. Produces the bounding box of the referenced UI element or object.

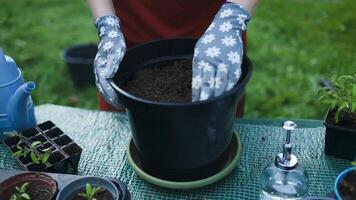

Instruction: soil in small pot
[339,170,356,200]
[71,188,113,200]
[122,59,192,102]
[326,110,356,129]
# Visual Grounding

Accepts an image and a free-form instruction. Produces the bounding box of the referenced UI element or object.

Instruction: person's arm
[87,0,115,18]
[87,0,127,107]
[227,0,260,15]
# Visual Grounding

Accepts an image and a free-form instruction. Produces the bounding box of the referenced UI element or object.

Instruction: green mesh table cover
[0,105,351,199]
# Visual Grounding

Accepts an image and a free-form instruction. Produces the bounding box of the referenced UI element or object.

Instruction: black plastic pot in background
[324,109,356,161]
[109,38,252,181]
[63,43,97,87]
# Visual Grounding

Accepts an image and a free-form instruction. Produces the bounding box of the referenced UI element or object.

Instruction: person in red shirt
[87,0,259,116]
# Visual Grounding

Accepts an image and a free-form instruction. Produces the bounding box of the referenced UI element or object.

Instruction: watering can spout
[8,81,36,131]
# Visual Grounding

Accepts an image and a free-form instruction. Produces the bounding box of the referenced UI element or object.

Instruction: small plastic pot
[324,109,356,161]
[334,167,356,200]
[0,172,57,200]
[56,176,120,200]
[109,38,252,180]
[63,43,97,87]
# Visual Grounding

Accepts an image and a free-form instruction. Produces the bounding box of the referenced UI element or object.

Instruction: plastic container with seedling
[319,74,356,160]
[0,172,57,200]
[56,177,119,200]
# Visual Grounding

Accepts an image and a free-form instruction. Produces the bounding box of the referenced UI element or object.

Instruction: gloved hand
[192,3,250,101]
[94,15,126,107]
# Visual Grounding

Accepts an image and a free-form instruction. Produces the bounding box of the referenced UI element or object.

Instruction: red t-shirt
[113,0,223,47]
[101,0,246,116]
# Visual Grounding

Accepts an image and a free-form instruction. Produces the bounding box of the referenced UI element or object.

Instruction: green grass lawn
[0,0,355,119]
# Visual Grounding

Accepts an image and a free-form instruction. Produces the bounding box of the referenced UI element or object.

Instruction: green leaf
[30,152,40,164]
[21,182,29,191]
[23,149,29,158]
[12,151,23,158]
[16,145,23,151]
[41,147,53,152]
[77,193,87,198]
[21,193,30,200]
[86,183,92,196]
[41,152,51,164]
[31,141,41,148]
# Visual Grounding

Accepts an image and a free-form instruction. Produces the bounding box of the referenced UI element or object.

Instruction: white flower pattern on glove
[94,15,126,107]
[192,3,250,101]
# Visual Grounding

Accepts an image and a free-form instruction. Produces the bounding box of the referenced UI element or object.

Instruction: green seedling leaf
[86,183,92,197]
[20,182,29,191]
[23,149,29,158]
[31,141,42,148]
[41,146,53,152]
[78,193,87,198]
[30,152,40,164]
[20,193,30,200]
[12,151,23,158]
[41,152,51,164]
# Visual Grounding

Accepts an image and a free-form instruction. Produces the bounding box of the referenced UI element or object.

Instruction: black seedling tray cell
[2,121,82,174]
[0,169,131,200]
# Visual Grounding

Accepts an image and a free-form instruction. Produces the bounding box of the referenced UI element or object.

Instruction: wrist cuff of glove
[222,2,251,29]
[95,15,120,32]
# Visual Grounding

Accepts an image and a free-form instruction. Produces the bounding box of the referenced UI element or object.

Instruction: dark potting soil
[339,171,356,200]
[71,188,113,200]
[123,59,192,102]
[26,182,54,200]
[326,110,356,129]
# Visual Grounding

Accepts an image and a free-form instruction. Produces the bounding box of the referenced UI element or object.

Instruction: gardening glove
[192,3,250,101]
[94,15,126,107]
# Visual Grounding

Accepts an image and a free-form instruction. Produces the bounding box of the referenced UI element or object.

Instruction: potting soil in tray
[122,59,192,102]
[340,171,356,199]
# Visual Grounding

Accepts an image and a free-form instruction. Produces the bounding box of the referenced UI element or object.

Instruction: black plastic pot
[324,109,356,161]
[109,38,252,181]
[63,43,97,87]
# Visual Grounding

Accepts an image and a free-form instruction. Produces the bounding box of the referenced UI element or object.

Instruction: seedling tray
[3,121,82,173]
[0,169,131,200]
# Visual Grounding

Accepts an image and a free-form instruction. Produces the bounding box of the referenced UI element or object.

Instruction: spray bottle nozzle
[275,121,298,170]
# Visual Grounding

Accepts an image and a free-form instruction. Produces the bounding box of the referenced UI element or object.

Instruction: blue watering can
[0,49,36,141]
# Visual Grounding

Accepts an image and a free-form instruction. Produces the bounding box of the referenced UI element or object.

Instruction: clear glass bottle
[260,121,309,200]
